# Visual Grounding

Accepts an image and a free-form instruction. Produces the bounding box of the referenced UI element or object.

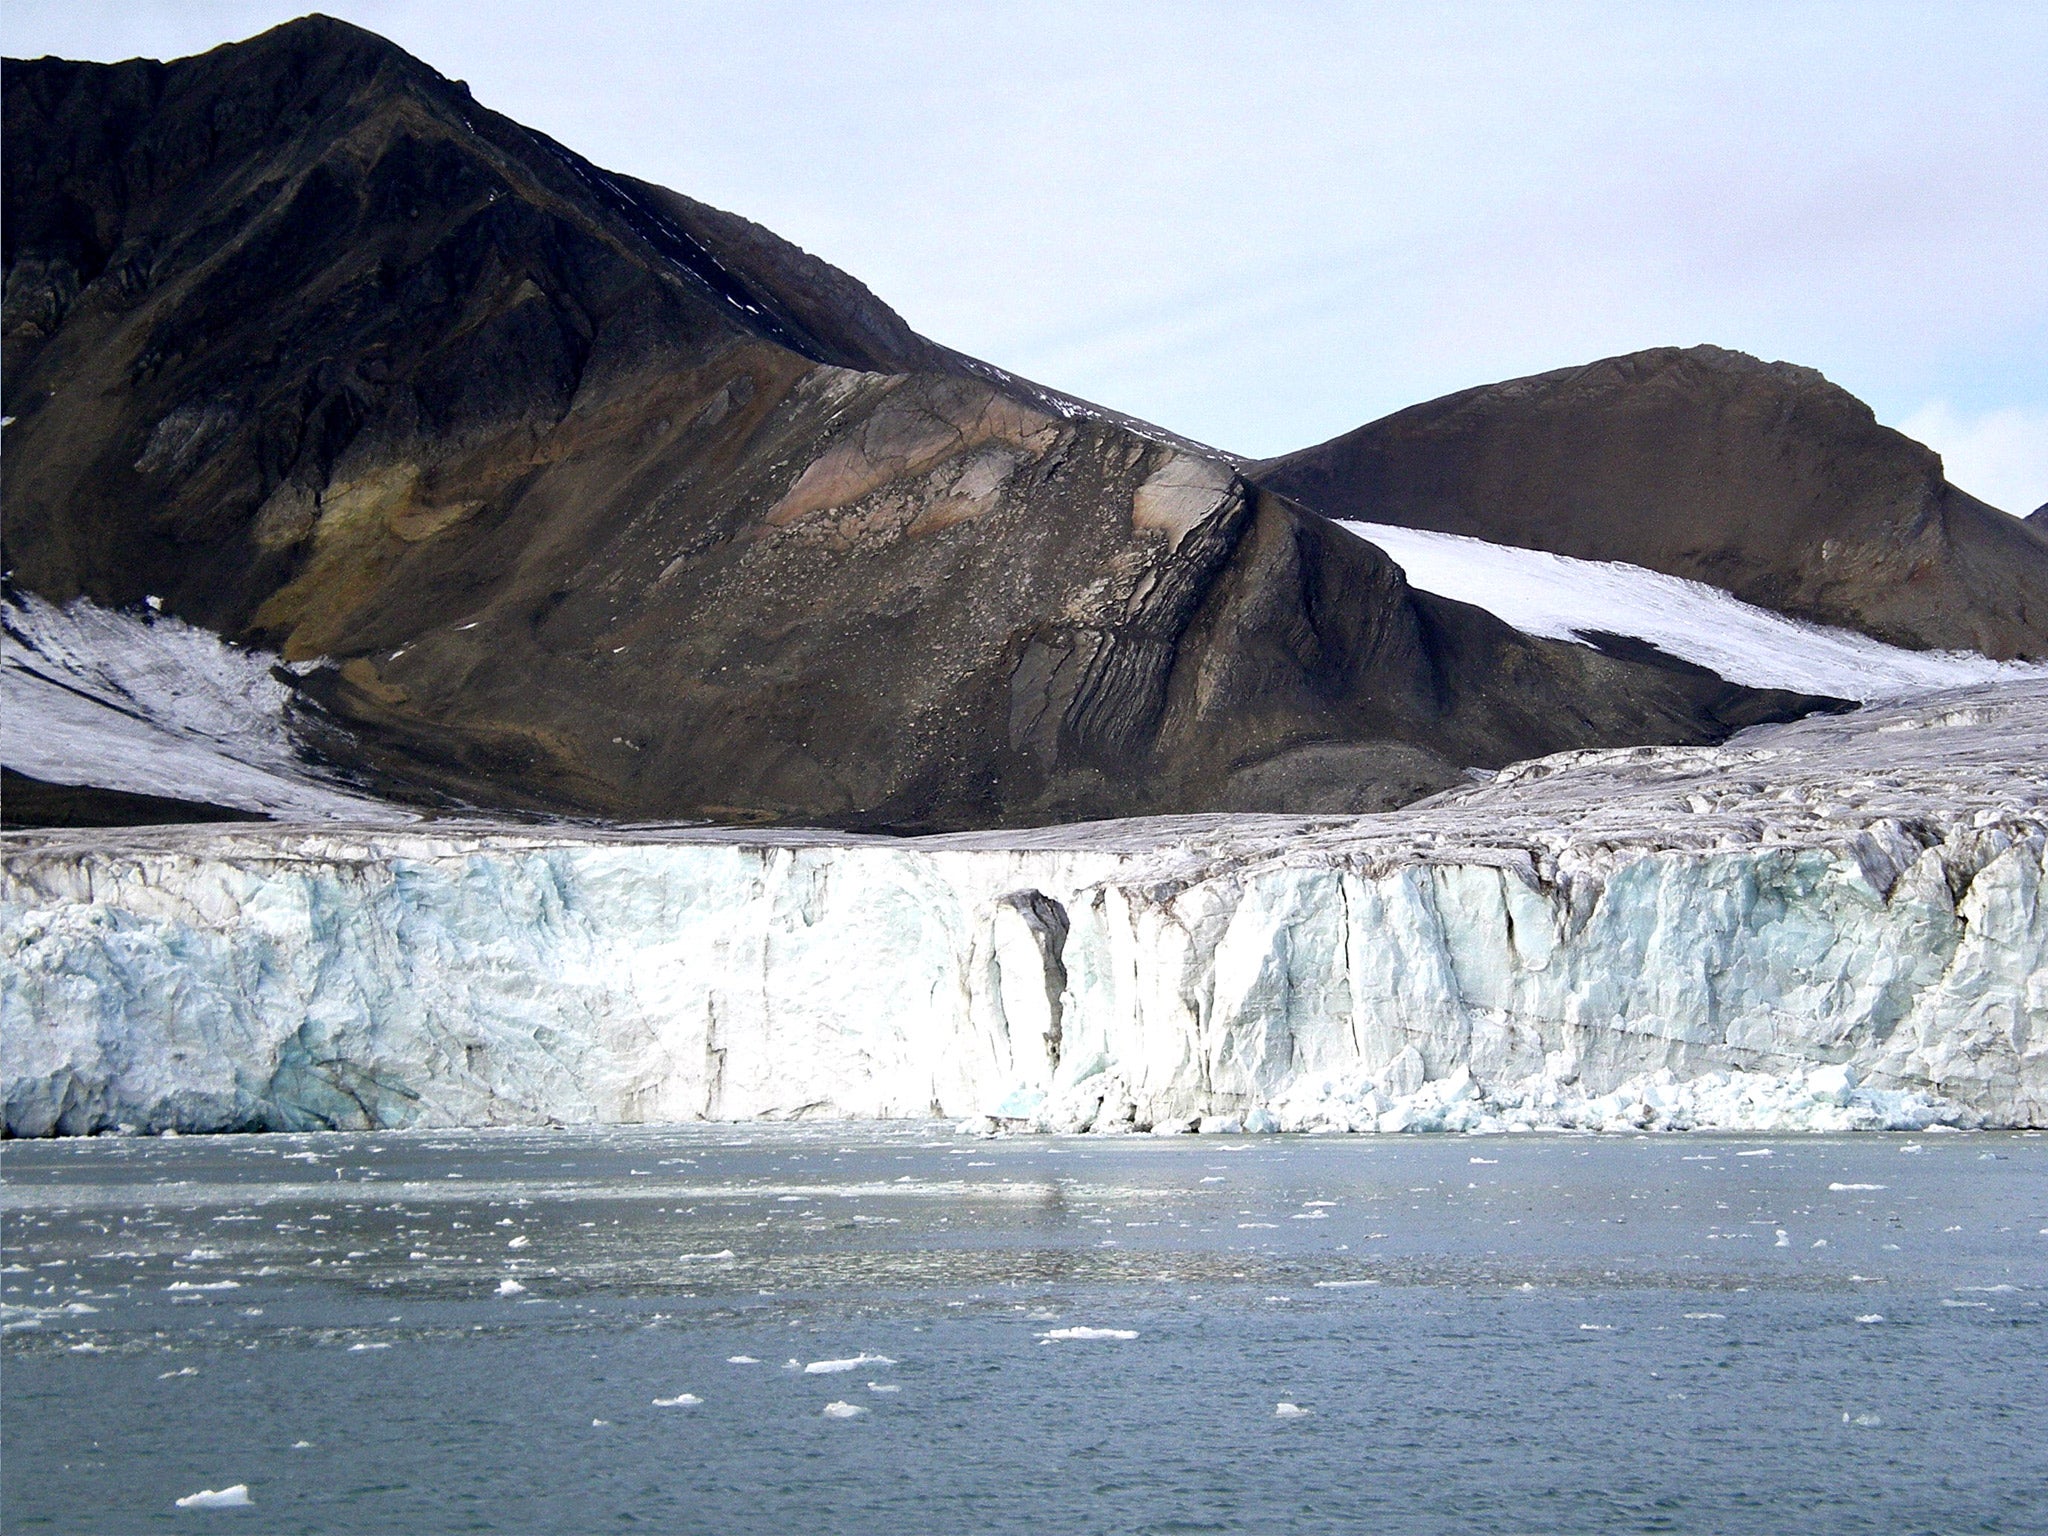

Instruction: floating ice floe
[1274,1403,1311,1419]
[1856,1315,1885,1324]
[727,1355,760,1364]
[677,1250,736,1263]
[1828,1183,1886,1191]
[174,1485,252,1509]
[495,1279,526,1296]
[867,1382,899,1394]
[652,1394,702,1407]
[804,1353,895,1374]
[1038,1327,1138,1341]
[822,1401,867,1419]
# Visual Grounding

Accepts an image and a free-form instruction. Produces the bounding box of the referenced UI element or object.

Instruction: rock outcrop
[1253,346,2048,660]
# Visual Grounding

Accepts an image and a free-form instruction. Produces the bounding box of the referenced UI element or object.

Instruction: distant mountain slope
[1253,346,2048,661]
[2,19,1834,829]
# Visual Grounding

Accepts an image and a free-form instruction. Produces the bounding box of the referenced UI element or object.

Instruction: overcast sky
[8,2,2045,513]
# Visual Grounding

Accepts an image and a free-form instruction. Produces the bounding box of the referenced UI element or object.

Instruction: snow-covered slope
[1,592,395,820]
[7,682,2043,1136]
[1339,521,2048,701]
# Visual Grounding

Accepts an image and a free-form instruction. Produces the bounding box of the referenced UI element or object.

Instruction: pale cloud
[1896,404,2048,518]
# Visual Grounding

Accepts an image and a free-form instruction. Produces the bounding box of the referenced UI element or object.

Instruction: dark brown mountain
[2,18,1835,830]
[1253,346,2048,660]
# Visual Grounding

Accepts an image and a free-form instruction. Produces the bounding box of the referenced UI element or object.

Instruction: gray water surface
[3,1126,2044,1534]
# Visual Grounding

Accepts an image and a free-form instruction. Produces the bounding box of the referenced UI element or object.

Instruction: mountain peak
[1251,345,2048,659]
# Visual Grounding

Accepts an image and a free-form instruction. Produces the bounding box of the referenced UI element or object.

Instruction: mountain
[1253,346,2048,660]
[4,20,1839,830]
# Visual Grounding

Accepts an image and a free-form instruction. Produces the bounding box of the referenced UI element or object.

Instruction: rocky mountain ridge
[2,17,1854,831]
[1253,345,2048,659]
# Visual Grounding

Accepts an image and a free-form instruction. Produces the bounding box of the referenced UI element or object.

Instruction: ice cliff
[5,684,2044,1137]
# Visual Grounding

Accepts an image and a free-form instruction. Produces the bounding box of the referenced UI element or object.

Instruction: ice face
[3,683,2044,1136]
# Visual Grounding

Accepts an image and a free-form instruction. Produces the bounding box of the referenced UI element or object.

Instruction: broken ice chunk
[1038,1326,1138,1341]
[174,1485,251,1509]
[822,1401,867,1419]
[652,1394,702,1407]
[1274,1402,1311,1419]
[804,1353,896,1374]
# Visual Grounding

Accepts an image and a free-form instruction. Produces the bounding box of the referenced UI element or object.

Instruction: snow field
[1337,521,2048,701]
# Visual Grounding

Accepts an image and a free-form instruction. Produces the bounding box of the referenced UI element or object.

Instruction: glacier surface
[4,684,2044,1137]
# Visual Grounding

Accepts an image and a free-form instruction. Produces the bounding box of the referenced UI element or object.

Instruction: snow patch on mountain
[1338,520,2048,701]
[1,591,392,819]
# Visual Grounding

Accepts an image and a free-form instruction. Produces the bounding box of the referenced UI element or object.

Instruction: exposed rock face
[3,21,1834,830]
[5,682,2042,1136]
[1254,346,2048,661]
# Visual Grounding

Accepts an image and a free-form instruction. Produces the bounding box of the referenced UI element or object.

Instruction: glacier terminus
[6,681,2043,1139]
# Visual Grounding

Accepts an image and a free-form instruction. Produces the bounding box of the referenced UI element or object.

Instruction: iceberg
[3,682,2044,1136]
[174,1485,252,1509]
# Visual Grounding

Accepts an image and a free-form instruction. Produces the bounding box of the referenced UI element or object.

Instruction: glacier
[5,681,2043,1137]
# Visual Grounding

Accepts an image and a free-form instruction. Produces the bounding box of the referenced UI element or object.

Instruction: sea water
[2,1127,2043,1534]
